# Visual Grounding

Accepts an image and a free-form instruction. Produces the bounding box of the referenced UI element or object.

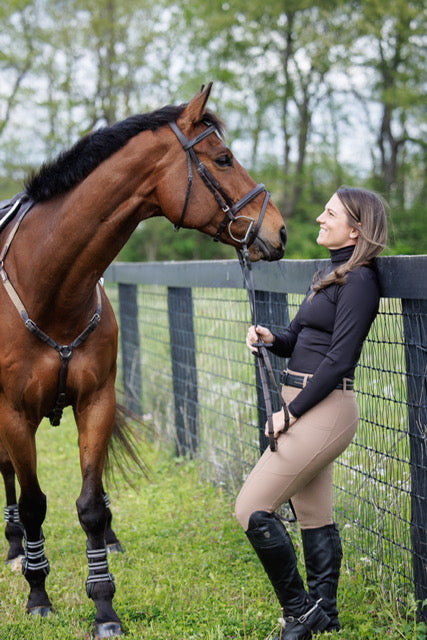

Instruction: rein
[0,197,102,426]
[237,247,290,452]
[169,120,289,452]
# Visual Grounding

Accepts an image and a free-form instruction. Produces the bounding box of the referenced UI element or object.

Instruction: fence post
[167,287,198,456]
[254,290,289,453]
[402,298,427,622]
[118,283,142,416]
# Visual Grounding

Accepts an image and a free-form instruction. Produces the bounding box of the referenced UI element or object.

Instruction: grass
[0,410,425,640]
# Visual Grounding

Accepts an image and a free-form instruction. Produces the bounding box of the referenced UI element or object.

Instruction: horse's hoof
[94,621,123,638]
[5,555,24,571]
[27,605,52,617]
[106,542,124,554]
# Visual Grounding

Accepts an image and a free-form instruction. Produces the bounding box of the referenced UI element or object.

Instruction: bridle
[169,120,289,452]
[168,121,270,247]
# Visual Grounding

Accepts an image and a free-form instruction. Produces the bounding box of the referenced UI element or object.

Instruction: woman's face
[316,193,359,250]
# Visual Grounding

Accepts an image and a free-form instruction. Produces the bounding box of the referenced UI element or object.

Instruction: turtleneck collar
[330,245,355,264]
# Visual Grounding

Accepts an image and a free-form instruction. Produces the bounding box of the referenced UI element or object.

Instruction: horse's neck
[8,139,163,333]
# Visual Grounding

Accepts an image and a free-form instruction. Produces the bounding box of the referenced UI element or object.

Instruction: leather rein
[0,195,102,426]
[237,248,290,452]
[169,121,289,451]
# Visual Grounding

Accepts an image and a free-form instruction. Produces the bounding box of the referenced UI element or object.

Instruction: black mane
[25,104,224,203]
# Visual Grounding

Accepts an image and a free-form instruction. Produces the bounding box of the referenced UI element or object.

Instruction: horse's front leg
[3,421,52,615]
[102,489,124,554]
[0,443,25,567]
[75,388,123,638]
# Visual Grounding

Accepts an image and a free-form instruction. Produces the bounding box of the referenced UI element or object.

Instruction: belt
[280,371,354,391]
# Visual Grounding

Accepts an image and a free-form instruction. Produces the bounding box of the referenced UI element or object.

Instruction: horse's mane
[25,104,224,203]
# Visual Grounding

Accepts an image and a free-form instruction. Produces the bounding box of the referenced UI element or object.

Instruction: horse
[0,83,286,638]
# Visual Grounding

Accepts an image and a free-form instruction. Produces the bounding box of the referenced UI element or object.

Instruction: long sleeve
[288,268,379,417]
[270,316,301,358]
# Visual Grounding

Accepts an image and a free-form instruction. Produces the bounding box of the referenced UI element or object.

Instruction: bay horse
[0,83,286,637]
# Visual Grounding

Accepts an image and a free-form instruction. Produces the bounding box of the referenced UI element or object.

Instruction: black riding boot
[246,511,330,640]
[301,524,343,632]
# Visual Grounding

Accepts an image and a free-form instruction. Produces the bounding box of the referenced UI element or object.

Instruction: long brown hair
[310,186,388,296]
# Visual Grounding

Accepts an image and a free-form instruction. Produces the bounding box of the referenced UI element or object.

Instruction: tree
[178,1,362,217]
[0,1,425,256]
[0,2,38,138]
[352,0,427,205]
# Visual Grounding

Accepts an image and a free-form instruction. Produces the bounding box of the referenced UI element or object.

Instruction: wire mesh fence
[105,256,426,620]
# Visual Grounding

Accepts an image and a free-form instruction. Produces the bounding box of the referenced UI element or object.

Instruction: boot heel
[277,599,330,639]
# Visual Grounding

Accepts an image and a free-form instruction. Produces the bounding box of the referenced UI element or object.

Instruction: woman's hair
[310,186,388,296]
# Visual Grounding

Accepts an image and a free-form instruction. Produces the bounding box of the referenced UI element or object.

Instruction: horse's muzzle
[252,224,286,262]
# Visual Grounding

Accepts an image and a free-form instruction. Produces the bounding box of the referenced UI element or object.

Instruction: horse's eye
[215,154,233,168]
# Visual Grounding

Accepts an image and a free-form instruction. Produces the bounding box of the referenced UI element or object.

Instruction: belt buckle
[280,370,287,385]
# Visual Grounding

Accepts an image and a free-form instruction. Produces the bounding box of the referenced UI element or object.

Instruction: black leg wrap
[301,524,343,632]
[86,545,115,599]
[4,504,23,526]
[22,533,50,576]
[246,511,330,639]
[4,504,25,563]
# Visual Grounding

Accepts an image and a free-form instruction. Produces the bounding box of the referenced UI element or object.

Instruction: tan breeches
[235,377,359,531]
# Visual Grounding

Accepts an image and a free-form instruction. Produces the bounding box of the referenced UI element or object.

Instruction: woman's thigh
[235,386,358,530]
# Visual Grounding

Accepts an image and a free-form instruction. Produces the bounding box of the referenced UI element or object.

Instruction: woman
[235,186,388,639]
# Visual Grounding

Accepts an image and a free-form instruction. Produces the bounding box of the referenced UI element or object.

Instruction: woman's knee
[234,495,254,532]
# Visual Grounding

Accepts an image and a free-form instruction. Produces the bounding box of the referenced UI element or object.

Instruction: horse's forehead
[191,124,228,151]
[206,135,228,151]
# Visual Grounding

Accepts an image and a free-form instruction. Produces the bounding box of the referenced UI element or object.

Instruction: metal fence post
[402,298,427,622]
[118,283,142,416]
[167,287,198,456]
[254,290,289,453]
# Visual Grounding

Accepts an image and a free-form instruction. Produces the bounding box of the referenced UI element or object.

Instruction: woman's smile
[316,193,359,250]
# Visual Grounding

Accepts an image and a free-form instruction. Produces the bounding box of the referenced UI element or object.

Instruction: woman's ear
[349,226,360,239]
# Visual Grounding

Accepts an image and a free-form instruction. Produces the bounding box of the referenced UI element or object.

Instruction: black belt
[280,371,354,391]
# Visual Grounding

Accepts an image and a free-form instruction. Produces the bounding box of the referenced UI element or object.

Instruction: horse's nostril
[280,226,287,249]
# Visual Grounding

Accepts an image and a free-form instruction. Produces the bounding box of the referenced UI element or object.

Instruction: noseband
[168,121,270,248]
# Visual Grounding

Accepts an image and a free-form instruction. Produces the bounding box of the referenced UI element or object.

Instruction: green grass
[0,410,425,639]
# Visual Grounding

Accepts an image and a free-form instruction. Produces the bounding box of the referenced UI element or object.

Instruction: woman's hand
[246,325,275,353]
[265,410,298,438]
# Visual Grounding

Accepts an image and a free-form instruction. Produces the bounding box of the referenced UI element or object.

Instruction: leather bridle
[169,120,289,452]
[168,121,270,246]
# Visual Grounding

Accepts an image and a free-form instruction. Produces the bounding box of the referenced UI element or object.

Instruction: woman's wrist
[288,411,297,426]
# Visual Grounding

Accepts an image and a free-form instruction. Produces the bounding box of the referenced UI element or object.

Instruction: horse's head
[158,84,286,261]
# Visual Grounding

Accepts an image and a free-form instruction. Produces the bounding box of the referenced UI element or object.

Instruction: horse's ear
[179,82,213,128]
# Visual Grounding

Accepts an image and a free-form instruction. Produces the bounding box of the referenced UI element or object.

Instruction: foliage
[0,0,425,259]
[0,410,425,638]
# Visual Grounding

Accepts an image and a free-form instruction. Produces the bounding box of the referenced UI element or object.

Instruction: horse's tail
[105,403,151,486]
